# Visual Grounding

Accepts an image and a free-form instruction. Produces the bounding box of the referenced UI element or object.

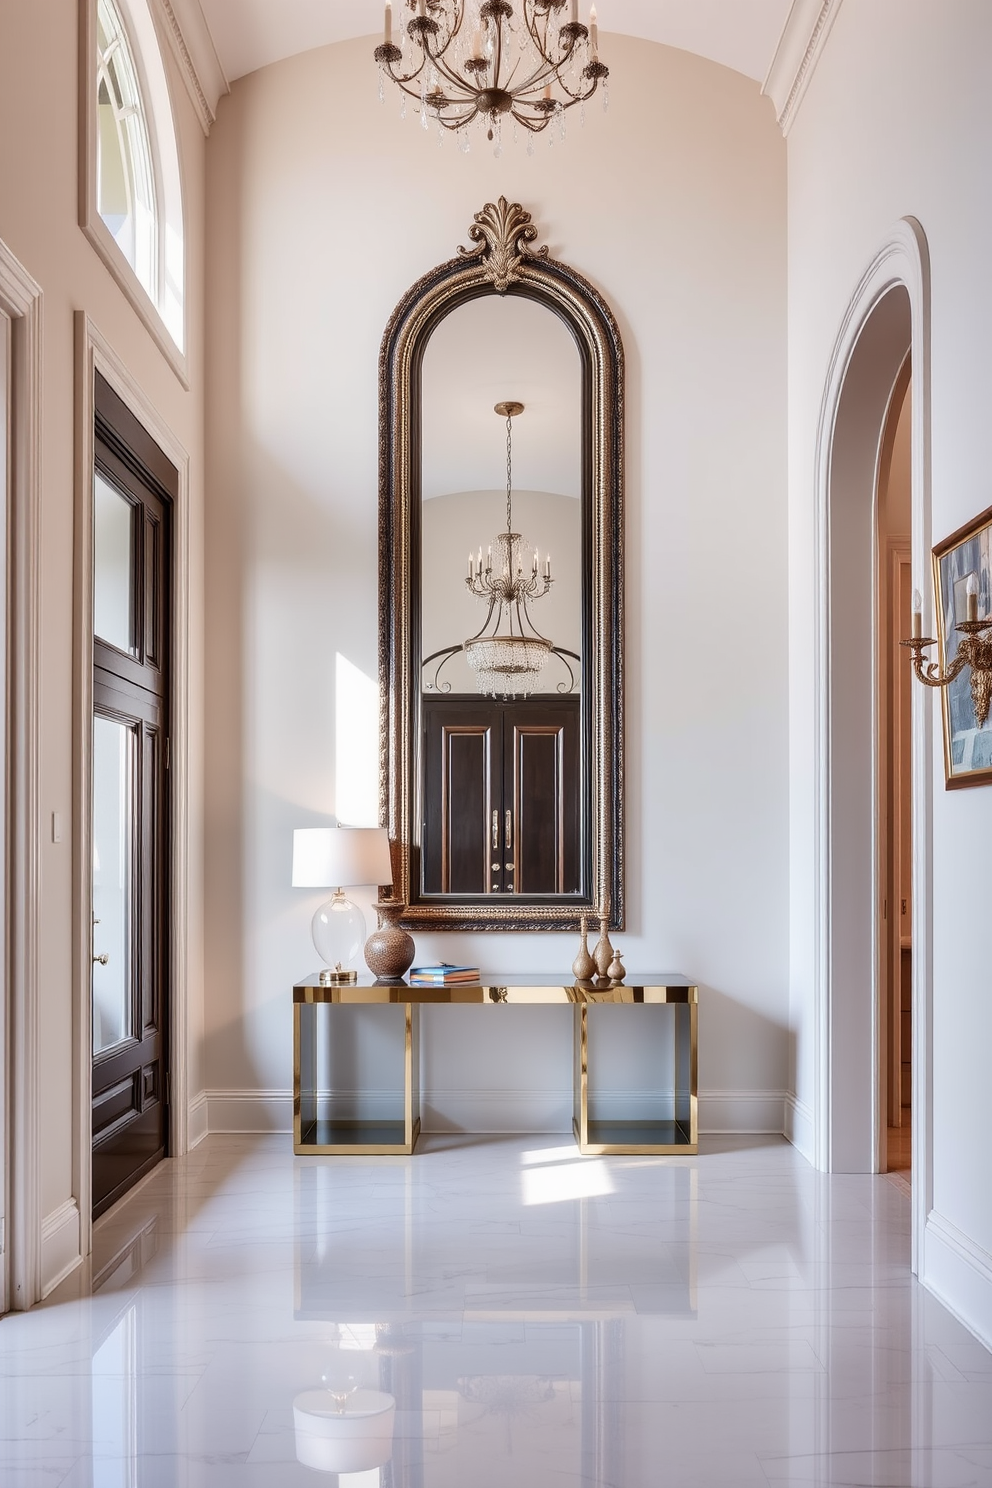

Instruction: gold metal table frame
[293,974,697,1157]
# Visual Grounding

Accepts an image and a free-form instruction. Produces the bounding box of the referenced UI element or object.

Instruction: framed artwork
[932,502,992,788]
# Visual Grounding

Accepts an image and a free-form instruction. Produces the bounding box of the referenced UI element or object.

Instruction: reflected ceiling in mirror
[420,296,582,699]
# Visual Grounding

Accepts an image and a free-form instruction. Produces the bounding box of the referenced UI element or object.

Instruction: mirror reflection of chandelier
[374,0,609,154]
[463,402,554,698]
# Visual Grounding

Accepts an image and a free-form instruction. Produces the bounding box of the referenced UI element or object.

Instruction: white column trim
[762,0,844,135]
[150,0,229,135]
[0,236,43,1311]
[73,314,192,1261]
[811,219,933,1275]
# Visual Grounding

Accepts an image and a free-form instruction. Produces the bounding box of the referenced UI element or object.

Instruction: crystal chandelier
[463,402,554,698]
[374,0,608,152]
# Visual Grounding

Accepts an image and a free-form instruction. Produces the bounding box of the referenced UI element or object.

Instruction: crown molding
[762,0,843,136]
[151,0,228,133]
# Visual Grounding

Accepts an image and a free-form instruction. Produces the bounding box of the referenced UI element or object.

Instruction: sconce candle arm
[902,619,992,728]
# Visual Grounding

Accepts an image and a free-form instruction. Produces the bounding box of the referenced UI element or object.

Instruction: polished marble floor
[3,1133,992,1486]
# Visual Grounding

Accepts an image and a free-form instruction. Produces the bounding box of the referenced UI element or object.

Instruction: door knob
[93,952,109,966]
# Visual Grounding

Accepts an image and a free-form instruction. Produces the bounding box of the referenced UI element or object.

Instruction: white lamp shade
[293,1389,395,1473]
[292,827,393,890]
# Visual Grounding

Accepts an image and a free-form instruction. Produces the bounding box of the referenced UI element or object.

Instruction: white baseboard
[188,1091,208,1148]
[924,1209,992,1353]
[697,1089,787,1134]
[784,1092,815,1163]
[205,1088,294,1132]
[198,1087,789,1138]
[41,1199,81,1298]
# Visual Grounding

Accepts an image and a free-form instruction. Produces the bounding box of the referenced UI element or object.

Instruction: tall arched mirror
[379,199,623,931]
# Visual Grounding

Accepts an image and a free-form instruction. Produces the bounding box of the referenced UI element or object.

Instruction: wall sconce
[902,576,992,726]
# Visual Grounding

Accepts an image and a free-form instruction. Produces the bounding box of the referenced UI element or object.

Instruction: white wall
[786,0,992,1342]
[203,32,789,1132]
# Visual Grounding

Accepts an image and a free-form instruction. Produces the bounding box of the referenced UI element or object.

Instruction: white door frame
[0,236,43,1311]
[73,314,191,1259]
[812,217,933,1272]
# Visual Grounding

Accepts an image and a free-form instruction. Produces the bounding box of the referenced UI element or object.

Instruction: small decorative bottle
[593,917,614,979]
[607,946,626,983]
[571,916,596,981]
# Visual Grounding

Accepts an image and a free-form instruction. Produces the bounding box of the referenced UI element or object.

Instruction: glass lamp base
[311,890,366,978]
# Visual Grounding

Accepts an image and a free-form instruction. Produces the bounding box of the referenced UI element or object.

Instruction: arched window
[97,0,157,294]
[85,0,186,359]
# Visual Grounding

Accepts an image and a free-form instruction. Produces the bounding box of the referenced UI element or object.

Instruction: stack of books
[408,963,481,985]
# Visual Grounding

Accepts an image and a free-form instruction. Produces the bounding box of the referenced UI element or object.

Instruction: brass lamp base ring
[319,967,358,986]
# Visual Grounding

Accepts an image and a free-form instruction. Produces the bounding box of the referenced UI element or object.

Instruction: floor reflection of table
[293,974,698,1157]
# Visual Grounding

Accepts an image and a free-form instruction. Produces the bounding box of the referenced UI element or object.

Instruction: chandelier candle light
[463,401,555,698]
[374,0,609,153]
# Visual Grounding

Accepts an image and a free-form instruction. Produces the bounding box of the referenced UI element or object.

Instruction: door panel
[91,372,173,1220]
[511,725,565,894]
[423,702,496,894]
[422,695,580,898]
[507,706,580,895]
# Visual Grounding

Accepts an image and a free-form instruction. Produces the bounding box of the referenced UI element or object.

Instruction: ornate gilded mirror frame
[379,198,624,931]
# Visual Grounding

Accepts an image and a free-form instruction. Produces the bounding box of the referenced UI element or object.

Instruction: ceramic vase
[593,917,614,979]
[607,947,626,982]
[571,916,596,981]
[364,899,415,981]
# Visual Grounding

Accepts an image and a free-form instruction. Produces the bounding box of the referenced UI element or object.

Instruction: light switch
[51,811,62,844]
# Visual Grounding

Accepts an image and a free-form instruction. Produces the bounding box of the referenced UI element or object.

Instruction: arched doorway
[813,219,932,1271]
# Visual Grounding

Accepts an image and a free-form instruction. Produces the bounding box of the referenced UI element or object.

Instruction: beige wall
[0,0,206,1269]
[203,32,789,1131]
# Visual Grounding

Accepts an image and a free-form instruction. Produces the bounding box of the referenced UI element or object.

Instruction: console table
[293,974,697,1158]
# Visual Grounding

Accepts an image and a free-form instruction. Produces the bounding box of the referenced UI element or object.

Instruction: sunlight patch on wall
[335,654,378,827]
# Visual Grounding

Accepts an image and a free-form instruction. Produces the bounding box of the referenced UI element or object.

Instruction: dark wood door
[422,695,580,897]
[91,374,173,1219]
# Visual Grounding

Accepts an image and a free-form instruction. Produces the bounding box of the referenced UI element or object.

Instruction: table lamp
[292,827,393,985]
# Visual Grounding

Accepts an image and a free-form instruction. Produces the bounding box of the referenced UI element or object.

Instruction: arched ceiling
[198,0,792,88]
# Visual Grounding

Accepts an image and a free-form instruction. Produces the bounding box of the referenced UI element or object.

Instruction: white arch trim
[812,217,932,1271]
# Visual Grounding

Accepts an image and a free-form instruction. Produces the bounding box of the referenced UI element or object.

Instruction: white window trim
[79,0,189,387]
[73,314,192,1258]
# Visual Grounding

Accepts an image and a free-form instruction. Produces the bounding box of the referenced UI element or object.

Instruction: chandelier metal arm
[375,0,607,138]
[463,595,502,646]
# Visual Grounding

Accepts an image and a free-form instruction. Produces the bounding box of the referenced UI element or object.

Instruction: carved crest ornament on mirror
[379,198,624,932]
